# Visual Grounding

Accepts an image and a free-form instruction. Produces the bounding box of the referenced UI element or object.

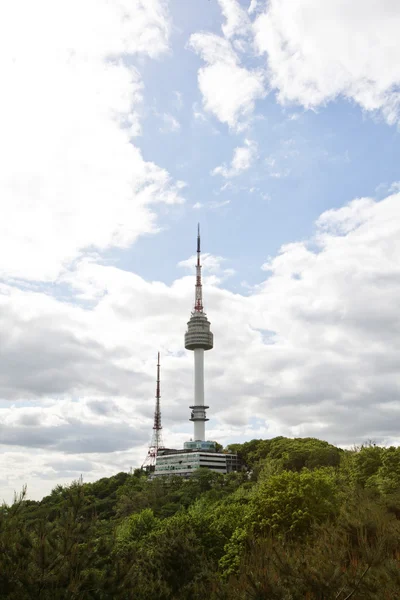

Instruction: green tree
[115,508,159,555]
[219,491,400,600]
[249,467,339,539]
[375,447,400,495]
[351,443,383,488]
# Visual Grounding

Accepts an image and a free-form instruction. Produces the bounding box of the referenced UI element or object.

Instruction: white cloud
[190,33,266,130]
[178,253,235,281]
[248,0,258,15]
[218,0,250,39]
[2,0,400,505]
[0,0,180,282]
[173,91,183,110]
[193,200,231,210]
[254,0,400,124]
[159,113,181,133]
[213,139,257,177]
[2,190,400,500]
[265,156,291,179]
[192,102,207,122]
[210,199,231,209]
[315,197,376,235]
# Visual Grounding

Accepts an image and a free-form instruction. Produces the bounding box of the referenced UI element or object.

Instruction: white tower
[184,225,213,441]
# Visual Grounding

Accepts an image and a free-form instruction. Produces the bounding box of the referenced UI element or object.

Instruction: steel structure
[184,225,214,441]
[142,352,165,468]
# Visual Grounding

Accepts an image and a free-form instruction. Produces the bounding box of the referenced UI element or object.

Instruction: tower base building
[152,445,241,478]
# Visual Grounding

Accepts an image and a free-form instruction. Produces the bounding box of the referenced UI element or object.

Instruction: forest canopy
[1,436,400,599]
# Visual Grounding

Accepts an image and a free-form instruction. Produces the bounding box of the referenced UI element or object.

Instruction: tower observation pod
[184,225,214,441]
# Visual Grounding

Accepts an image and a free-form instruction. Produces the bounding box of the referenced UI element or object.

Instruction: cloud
[250,192,400,440]
[0,285,150,400]
[0,0,181,282]
[46,458,94,473]
[2,0,400,506]
[178,253,235,283]
[209,199,231,209]
[189,33,266,130]
[248,0,258,15]
[87,399,121,416]
[2,190,400,500]
[218,0,251,39]
[193,200,231,210]
[265,156,290,179]
[213,139,257,177]
[254,0,400,124]
[192,102,208,122]
[173,91,183,110]
[159,113,181,133]
[0,418,141,454]
[0,445,145,503]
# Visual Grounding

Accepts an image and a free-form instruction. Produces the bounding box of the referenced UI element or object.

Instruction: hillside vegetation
[2,437,400,599]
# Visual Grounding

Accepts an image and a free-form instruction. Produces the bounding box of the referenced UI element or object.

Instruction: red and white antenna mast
[142,352,165,469]
[194,223,203,312]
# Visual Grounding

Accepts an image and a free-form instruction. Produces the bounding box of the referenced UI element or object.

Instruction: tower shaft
[194,348,204,409]
[193,348,206,441]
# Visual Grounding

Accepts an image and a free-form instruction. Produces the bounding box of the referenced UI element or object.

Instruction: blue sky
[1,0,400,501]
[124,0,400,289]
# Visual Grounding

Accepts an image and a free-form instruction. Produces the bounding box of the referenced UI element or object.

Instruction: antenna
[194,223,203,312]
[142,352,165,469]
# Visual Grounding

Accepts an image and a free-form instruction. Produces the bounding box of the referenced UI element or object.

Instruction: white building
[153,448,240,477]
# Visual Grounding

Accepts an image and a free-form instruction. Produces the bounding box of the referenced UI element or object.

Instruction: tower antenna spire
[142,352,165,469]
[194,222,203,312]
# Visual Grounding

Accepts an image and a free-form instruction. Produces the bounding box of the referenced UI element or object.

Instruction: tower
[184,225,214,441]
[142,352,165,468]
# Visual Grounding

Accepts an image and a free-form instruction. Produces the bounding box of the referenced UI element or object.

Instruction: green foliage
[376,447,400,495]
[218,467,340,578]
[228,436,341,473]
[190,483,251,564]
[351,443,384,488]
[268,437,342,471]
[221,490,400,600]
[2,437,400,599]
[115,508,159,555]
[249,467,339,538]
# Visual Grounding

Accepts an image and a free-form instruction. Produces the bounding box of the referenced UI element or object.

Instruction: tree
[351,443,383,489]
[375,447,400,495]
[2,437,400,599]
[249,467,339,539]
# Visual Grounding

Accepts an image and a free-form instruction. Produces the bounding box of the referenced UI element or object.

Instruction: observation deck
[189,404,209,422]
[184,312,214,351]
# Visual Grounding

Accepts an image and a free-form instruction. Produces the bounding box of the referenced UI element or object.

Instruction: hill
[1,436,400,599]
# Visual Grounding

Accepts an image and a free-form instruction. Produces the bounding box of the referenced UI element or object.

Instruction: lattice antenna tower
[142,352,165,468]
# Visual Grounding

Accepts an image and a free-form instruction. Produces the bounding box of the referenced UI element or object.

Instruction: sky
[1,0,400,502]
